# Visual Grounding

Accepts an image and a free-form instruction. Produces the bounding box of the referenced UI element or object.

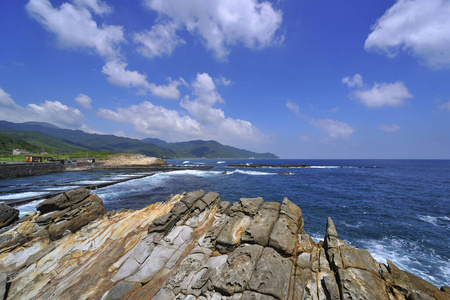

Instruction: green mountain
[0,135,42,154]
[0,121,279,159]
[142,138,278,159]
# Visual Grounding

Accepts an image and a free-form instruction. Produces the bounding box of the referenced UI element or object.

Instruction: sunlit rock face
[1,190,449,300]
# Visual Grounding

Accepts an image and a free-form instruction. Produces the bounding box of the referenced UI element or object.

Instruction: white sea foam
[362,237,449,287]
[217,161,226,164]
[309,166,340,169]
[71,180,115,185]
[228,169,275,176]
[183,161,190,164]
[0,192,48,200]
[418,215,450,228]
[15,200,42,217]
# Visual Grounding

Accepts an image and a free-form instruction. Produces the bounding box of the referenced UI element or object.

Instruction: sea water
[1,159,449,287]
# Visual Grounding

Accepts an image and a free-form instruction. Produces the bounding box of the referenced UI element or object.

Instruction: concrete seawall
[0,162,65,180]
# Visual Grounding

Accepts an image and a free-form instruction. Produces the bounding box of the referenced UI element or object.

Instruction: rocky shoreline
[0,190,449,299]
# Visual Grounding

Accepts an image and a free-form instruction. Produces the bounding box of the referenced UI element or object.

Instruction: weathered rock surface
[0,203,19,229]
[0,190,448,300]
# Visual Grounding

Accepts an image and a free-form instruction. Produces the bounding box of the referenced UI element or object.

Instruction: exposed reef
[0,190,449,299]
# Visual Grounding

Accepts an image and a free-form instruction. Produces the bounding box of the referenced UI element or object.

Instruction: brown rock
[36,188,90,213]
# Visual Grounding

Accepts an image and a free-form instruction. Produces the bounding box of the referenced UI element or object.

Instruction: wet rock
[247,247,293,300]
[0,203,19,229]
[214,244,264,295]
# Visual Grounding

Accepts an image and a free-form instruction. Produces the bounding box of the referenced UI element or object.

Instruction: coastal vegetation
[0,121,278,159]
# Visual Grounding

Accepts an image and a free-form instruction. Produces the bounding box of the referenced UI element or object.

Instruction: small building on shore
[13,149,28,155]
[25,156,43,162]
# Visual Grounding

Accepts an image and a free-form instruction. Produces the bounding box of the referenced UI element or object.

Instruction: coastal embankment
[1,189,448,299]
[0,162,65,180]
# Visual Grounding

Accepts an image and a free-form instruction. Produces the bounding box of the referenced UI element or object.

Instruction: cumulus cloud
[0,87,84,128]
[379,124,401,132]
[286,99,301,118]
[134,22,185,58]
[365,0,450,68]
[101,60,181,99]
[98,101,202,140]
[353,81,412,108]
[75,93,92,110]
[144,0,283,59]
[343,74,412,108]
[26,0,124,59]
[98,72,268,147]
[342,74,363,87]
[311,119,354,139]
[214,76,232,87]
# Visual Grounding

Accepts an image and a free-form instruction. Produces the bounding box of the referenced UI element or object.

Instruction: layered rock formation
[0,190,448,300]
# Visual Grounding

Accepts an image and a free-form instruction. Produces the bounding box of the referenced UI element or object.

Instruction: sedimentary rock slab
[215,213,252,253]
[247,247,293,300]
[242,202,280,246]
[214,244,264,295]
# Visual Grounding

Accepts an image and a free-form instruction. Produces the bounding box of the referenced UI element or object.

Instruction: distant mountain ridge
[0,121,278,159]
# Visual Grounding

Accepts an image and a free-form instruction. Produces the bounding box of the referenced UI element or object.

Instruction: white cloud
[134,22,185,58]
[80,123,105,134]
[286,99,301,118]
[437,101,450,112]
[311,119,354,139]
[101,60,181,99]
[26,0,124,59]
[75,93,92,110]
[144,0,283,59]
[379,124,401,132]
[73,0,112,15]
[342,74,363,87]
[98,101,202,140]
[0,87,84,128]
[98,72,268,147]
[0,88,16,107]
[365,0,450,68]
[353,81,412,108]
[214,75,232,87]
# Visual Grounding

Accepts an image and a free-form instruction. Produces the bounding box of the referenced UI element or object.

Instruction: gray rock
[219,201,231,214]
[215,213,251,253]
[231,197,264,216]
[148,210,179,234]
[337,268,390,300]
[242,291,277,300]
[268,214,298,256]
[280,197,302,225]
[0,273,7,300]
[181,190,206,208]
[340,245,379,273]
[247,247,293,300]
[319,272,340,300]
[201,192,220,207]
[36,188,90,213]
[0,203,19,229]
[102,281,137,300]
[214,244,264,295]
[242,203,279,246]
[48,193,106,240]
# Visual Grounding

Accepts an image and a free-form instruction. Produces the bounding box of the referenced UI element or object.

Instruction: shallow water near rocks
[1,159,449,287]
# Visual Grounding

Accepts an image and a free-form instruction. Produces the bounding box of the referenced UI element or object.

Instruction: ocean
[1,159,449,287]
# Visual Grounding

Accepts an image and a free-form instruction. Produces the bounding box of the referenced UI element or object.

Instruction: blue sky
[0,0,449,158]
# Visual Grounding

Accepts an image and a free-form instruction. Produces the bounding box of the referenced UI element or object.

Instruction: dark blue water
[1,159,449,287]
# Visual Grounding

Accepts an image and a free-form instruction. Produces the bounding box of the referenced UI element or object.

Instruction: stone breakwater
[0,162,65,180]
[0,190,449,300]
